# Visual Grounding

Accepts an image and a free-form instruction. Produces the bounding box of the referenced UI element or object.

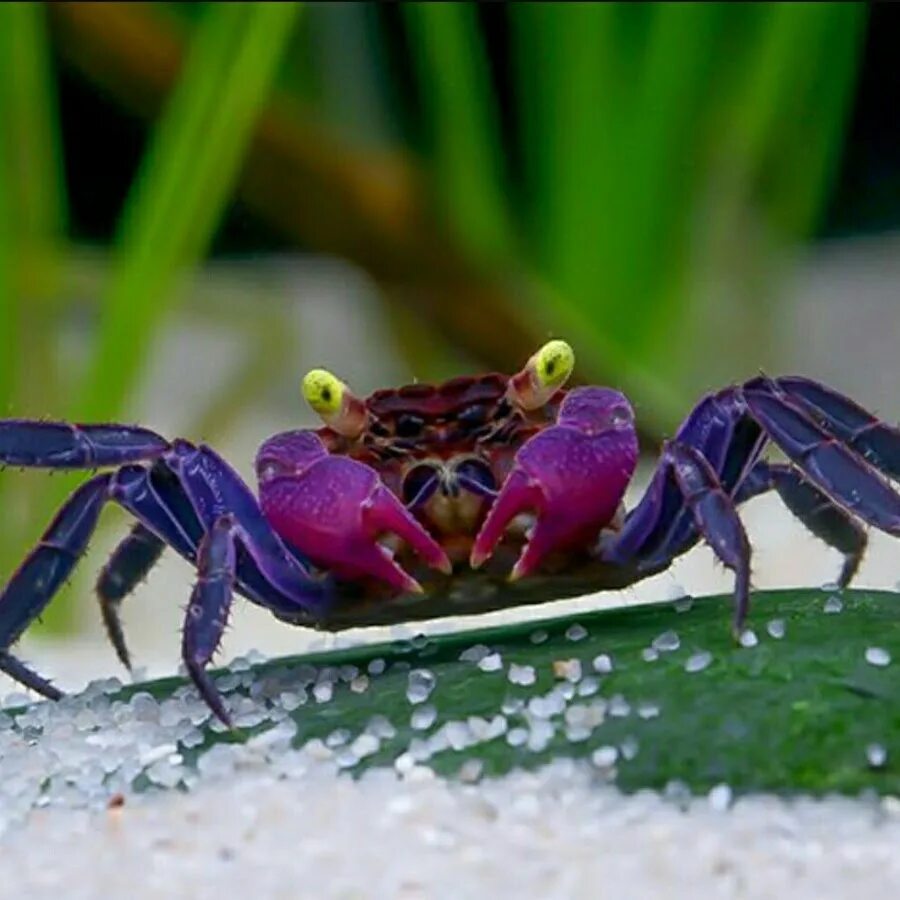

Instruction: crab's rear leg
[0,474,112,698]
[0,420,169,468]
[182,515,239,725]
[744,386,900,535]
[664,443,752,631]
[735,461,867,587]
[100,446,335,670]
[0,466,195,694]
[772,376,900,480]
[96,524,167,669]
[608,391,765,567]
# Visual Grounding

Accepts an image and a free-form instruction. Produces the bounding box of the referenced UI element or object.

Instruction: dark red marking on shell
[366,373,509,419]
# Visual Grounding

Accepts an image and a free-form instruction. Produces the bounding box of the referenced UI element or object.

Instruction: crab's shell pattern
[316,373,563,494]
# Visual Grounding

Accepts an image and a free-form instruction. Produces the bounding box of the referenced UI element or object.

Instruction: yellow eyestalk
[507,339,575,411]
[533,339,574,390]
[303,369,344,417]
[302,368,368,438]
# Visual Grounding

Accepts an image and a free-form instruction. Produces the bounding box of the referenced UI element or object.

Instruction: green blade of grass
[76,1,302,422]
[606,3,726,355]
[402,2,515,264]
[0,3,71,623]
[511,3,698,429]
[762,3,866,238]
[512,2,623,295]
[32,2,301,633]
[0,1,67,412]
[309,3,397,149]
[678,3,866,395]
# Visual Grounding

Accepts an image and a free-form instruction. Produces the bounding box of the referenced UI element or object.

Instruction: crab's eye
[533,340,574,389]
[302,369,345,417]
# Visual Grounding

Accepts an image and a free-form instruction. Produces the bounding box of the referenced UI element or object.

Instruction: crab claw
[258,431,451,593]
[470,388,638,579]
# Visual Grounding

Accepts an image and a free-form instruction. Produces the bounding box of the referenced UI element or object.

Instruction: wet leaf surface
[97,587,900,797]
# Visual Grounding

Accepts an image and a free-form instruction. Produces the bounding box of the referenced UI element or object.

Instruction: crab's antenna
[506,340,575,411]
[302,369,368,438]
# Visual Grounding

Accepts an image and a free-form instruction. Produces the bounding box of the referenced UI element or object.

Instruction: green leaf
[0,1,66,411]
[403,2,515,263]
[22,588,898,798]
[0,3,71,622]
[76,1,302,422]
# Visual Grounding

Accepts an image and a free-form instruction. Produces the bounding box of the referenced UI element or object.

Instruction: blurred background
[0,2,897,686]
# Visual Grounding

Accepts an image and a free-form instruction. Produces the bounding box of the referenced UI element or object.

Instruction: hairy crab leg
[105,454,328,670]
[665,443,752,631]
[734,461,867,587]
[770,376,900,480]
[96,524,167,669]
[0,653,62,700]
[182,514,238,725]
[0,462,209,691]
[601,433,755,631]
[169,442,334,611]
[0,474,112,699]
[611,374,899,568]
[744,386,900,535]
[608,392,764,566]
[0,420,169,468]
[0,443,335,703]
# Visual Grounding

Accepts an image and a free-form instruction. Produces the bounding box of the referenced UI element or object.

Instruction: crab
[0,340,897,723]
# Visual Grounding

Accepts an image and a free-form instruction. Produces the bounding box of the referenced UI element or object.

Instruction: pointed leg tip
[423,546,452,576]
[401,574,425,595]
[508,557,534,583]
[469,548,488,570]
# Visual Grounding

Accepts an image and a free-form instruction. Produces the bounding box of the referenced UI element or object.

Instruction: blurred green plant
[0,2,867,633]
[0,2,302,629]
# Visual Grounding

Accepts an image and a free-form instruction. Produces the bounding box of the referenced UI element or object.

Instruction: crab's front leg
[256,431,451,593]
[471,387,639,578]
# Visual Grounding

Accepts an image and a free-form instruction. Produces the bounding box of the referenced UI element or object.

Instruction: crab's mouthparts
[403,458,496,506]
[401,458,497,540]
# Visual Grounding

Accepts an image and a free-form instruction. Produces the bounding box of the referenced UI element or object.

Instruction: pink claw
[257,431,450,592]
[471,388,639,579]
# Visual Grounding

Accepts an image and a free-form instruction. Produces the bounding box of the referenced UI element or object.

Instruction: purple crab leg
[0,474,112,699]
[182,514,237,725]
[0,464,208,695]
[0,443,331,702]
[608,391,764,564]
[110,463,202,560]
[0,653,63,700]
[744,387,900,535]
[769,376,900,480]
[735,461,867,587]
[666,442,752,631]
[168,442,332,613]
[0,420,169,468]
[108,446,323,613]
[102,453,328,668]
[96,523,167,669]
